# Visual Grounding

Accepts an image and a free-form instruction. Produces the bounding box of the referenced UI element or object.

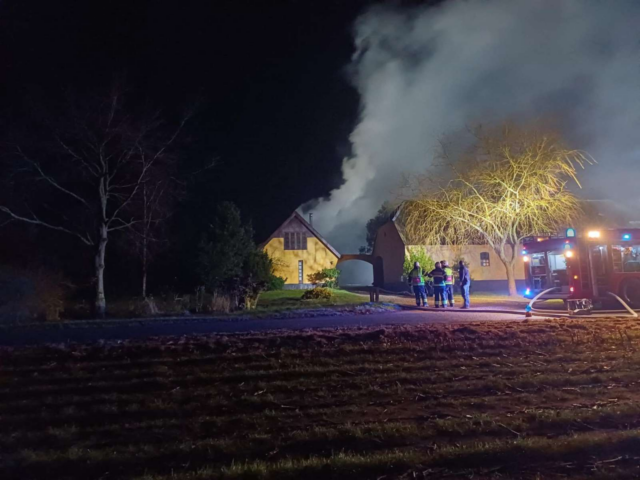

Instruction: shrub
[403,247,435,277]
[28,269,70,321]
[210,291,232,313]
[107,294,190,318]
[301,287,334,300]
[198,202,254,291]
[0,268,71,322]
[163,288,232,315]
[107,298,151,318]
[198,203,281,309]
[156,291,232,315]
[307,264,340,288]
[266,275,286,291]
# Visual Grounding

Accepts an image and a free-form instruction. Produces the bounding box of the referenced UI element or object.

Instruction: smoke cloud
[304,0,640,283]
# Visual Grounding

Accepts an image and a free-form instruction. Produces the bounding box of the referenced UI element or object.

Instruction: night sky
[0,0,378,241]
[2,0,636,293]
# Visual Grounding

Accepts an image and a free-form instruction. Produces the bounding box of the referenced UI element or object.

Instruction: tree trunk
[95,224,108,318]
[142,236,148,298]
[504,262,517,297]
[141,181,148,299]
[497,244,518,297]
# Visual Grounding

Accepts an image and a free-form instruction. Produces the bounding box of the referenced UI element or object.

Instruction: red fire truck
[522,228,640,310]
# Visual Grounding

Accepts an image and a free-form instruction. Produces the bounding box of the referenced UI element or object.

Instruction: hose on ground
[528,287,640,318]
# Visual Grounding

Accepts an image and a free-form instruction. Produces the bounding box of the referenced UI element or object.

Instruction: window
[480,252,490,267]
[284,232,307,250]
[531,253,546,267]
[547,252,567,271]
[612,245,640,273]
[298,260,304,283]
[591,245,608,276]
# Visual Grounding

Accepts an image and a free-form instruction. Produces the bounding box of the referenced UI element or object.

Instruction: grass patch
[0,289,373,328]
[256,289,368,310]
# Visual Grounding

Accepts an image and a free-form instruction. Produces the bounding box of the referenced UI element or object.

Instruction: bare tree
[127,142,213,298]
[401,122,593,296]
[0,87,187,317]
[127,170,178,298]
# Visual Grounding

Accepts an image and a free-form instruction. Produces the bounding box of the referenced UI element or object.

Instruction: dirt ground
[377,291,529,309]
[2,318,640,479]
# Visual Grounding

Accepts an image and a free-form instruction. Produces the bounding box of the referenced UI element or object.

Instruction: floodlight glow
[587,230,601,238]
[574,275,579,280]
[523,255,530,262]
[565,250,574,258]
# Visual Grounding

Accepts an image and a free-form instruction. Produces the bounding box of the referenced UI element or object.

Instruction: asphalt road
[0,309,523,347]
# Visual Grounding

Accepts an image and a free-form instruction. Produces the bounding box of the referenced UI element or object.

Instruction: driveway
[0,309,522,346]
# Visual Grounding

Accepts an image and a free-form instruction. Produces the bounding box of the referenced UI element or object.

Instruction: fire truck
[522,228,640,311]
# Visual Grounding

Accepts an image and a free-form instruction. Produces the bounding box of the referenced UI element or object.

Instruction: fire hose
[528,287,639,318]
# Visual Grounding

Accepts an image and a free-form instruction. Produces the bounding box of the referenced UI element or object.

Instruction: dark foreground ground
[0,309,520,346]
[2,318,640,479]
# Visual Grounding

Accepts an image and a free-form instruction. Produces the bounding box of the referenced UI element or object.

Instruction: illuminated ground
[2,318,640,479]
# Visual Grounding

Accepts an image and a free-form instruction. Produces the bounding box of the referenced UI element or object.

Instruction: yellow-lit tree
[401,122,593,296]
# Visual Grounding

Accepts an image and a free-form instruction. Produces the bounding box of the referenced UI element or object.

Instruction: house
[261,212,341,289]
[372,212,525,293]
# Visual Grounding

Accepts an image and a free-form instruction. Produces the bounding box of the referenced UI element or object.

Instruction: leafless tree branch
[0,206,93,245]
[16,146,92,208]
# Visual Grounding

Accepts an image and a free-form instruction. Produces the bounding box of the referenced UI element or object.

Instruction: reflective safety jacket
[408,267,425,286]
[443,267,454,285]
[428,267,446,286]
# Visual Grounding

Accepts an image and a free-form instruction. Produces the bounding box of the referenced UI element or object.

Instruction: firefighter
[428,262,447,308]
[458,260,470,308]
[408,261,427,307]
[425,275,434,299]
[442,260,455,307]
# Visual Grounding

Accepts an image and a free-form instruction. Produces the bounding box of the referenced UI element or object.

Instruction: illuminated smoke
[304,0,640,283]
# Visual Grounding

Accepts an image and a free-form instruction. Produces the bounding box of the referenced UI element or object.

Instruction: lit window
[612,245,640,273]
[284,232,308,250]
[298,260,304,283]
[480,252,490,267]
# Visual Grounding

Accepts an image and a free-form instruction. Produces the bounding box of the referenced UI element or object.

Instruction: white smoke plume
[304,0,640,283]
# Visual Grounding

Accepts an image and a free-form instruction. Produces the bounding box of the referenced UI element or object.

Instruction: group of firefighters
[408,260,470,308]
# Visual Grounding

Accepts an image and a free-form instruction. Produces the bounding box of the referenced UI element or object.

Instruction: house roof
[261,211,341,259]
[395,225,409,246]
[380,203,484,247]
[384,199,640,248]
[390,204,409,245]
